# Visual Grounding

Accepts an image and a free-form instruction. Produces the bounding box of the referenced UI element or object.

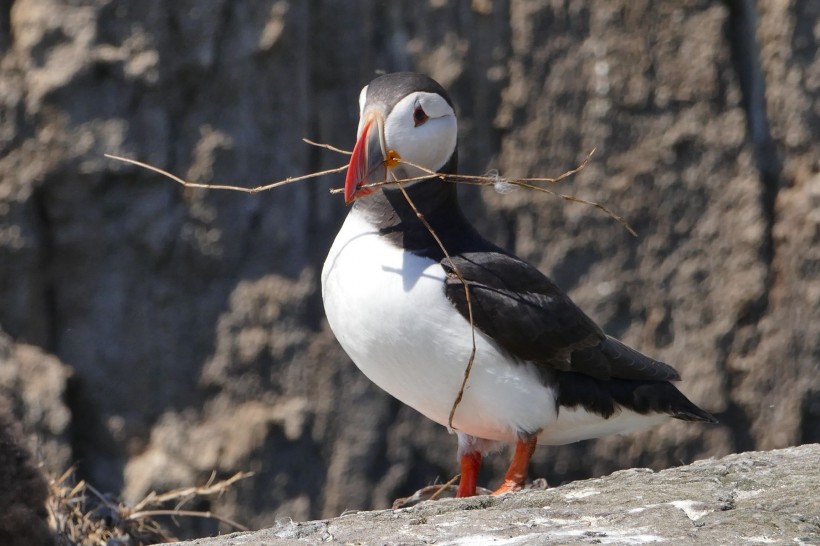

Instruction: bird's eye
[413,105,429,127]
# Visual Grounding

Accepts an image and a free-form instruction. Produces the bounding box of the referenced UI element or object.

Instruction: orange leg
[456,451,482,497]
[492,436,538,496]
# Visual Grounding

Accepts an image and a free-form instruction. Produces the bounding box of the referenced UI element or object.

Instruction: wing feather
[442,252,681,382]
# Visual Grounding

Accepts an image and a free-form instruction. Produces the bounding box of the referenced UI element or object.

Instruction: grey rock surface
[172,444,820,545]
[0,0,818,538]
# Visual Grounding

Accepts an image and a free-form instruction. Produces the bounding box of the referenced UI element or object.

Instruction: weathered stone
[171,444,820,545]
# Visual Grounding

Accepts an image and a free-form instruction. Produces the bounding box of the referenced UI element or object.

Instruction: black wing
[442,252,681,382]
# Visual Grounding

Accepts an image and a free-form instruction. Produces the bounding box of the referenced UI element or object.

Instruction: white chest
[321,212,557,442]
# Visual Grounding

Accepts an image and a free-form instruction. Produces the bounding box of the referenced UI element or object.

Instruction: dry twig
[48,467,253,545]
[131,470,253,512]
[427,473,462,502]
[390,174,477,430]
[331,151,637,236]
[302,138,353,155]
[104,153,348,194]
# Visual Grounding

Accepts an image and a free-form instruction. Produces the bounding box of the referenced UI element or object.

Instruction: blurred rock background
[0,0,817,538]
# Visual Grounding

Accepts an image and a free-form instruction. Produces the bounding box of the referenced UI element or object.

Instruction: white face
[357,87,457,180]
[384,91,457,177]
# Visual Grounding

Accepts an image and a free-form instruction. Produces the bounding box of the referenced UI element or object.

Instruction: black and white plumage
[321,72,715,498]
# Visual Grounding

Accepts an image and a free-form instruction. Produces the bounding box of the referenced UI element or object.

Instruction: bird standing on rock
[321,72,716,499]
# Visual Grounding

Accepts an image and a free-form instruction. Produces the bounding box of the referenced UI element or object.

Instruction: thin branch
[131,471,254,512]
[506,180,637,236]
[126,509,249,532]
[398,149,595,186]
[84,481,123,512]
[48,465,254,544]
[329,172,444,192]
[108,145,631,236]
[105,154,347,193]
[392,174,477,431]
[329,150,636,236]
[302,138,352,155]
[427,473,461,502]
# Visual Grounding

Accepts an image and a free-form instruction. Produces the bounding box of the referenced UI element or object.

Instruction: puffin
[321,72,716,498]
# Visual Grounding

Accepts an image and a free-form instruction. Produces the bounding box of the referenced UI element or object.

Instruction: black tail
[556,371,718,424]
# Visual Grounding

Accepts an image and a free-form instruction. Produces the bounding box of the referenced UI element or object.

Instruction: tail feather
[556,372,718,424]
[570,336,682,382]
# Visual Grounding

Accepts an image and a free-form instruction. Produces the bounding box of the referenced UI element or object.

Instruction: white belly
[321,212,668,445]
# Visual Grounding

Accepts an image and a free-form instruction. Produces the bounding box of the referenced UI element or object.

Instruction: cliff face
[0,0,818,536]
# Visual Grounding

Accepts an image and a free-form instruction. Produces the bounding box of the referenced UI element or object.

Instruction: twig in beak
[337,149,636,237]
[105,154,348,193]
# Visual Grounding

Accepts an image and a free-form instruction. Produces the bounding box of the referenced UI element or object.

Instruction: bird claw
[491,479,524,496]
[492,476,550,496]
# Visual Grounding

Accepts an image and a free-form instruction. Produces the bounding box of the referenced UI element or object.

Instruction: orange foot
[491,436,538,496]
[492,479,524,496]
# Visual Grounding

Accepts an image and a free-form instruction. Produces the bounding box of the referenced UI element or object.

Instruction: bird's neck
[351,154,481,259]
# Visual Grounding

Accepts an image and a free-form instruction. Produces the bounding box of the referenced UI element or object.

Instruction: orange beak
[344,113,387,204]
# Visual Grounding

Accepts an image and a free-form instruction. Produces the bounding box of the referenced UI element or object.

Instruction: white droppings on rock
[563,488,602,500]
[734,488,765,500]
[668,500,712,521]
[744,536,778,544]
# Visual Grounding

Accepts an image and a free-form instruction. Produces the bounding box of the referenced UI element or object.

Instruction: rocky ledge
[174,444,819,545]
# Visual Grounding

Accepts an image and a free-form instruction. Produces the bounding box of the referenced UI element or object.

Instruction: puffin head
[344,73,458,204]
